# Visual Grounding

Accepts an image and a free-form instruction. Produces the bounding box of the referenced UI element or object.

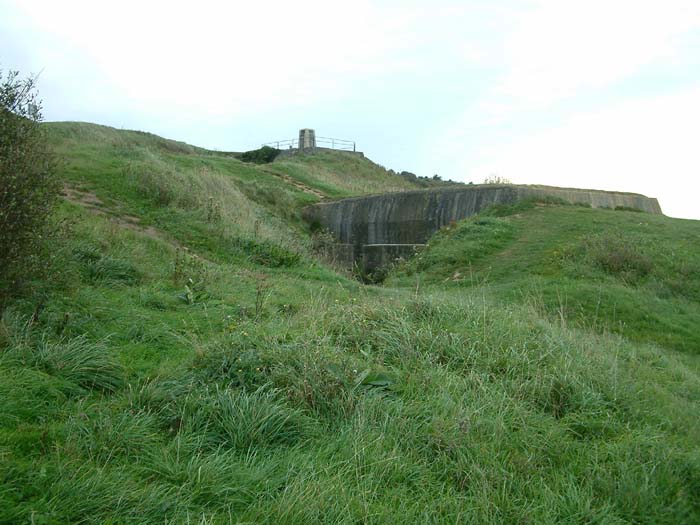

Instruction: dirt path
[61,184,209,261]
[257,167,328,200]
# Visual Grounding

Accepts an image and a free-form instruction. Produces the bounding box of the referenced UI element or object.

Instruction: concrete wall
[304,184,662,247]
[275,147,365,160]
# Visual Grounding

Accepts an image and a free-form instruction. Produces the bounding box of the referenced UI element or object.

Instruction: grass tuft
[2,314,124,392]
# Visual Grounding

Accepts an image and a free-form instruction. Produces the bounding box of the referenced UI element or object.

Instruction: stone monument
[298,128,316,150]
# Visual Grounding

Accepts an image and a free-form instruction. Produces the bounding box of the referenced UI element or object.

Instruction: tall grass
[125,156,300,249]
[273,150,421,198]
[2,122,698,523]
[1,312,124,392]
[389,204,700,353]
[3,282,700,522]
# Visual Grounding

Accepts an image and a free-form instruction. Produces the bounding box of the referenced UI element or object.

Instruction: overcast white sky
[2,0,699,218]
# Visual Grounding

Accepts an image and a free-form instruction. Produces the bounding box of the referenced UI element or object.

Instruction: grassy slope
[272,151,419,198]
[388,202,700,354]
[44,122,426,266]
[1,125,699,523]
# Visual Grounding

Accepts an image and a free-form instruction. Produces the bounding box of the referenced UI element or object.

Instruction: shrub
[482,175,512,184]
[0,70,59,291]
[238,146,280,164]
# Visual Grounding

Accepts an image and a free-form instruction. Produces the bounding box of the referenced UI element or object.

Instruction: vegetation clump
[0,70,59,293]
[394,170,463,187]
[583,232,654,281]
[238,145,280,164]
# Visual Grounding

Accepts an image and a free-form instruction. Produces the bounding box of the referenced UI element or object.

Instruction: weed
[254,274,271,320]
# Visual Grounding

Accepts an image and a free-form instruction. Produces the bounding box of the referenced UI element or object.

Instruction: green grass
[389,201,700,353]
[272,150,420,198]
[1,123,699,523]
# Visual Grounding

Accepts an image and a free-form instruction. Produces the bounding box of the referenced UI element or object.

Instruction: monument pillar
[298,128,316,150]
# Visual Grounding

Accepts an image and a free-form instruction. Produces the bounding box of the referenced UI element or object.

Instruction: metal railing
[262,136,356,151]
[262,138,298,149]
[316,136,356,151]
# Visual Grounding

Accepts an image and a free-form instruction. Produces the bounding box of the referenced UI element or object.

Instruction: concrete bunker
[303,184,663,275]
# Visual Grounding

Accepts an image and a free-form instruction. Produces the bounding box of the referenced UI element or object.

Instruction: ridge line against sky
[1,0,699,218]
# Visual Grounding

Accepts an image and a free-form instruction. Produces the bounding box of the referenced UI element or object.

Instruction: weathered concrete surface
[304,184,663,247]
[275,147,365,160]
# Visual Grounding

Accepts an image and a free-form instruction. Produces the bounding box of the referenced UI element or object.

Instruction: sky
[2,0,700,219]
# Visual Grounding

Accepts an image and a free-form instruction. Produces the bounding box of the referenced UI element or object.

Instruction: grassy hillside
[272,151,419,198]
[1,124,699,523]
[45,122,423,262]
[388,201,700,354]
